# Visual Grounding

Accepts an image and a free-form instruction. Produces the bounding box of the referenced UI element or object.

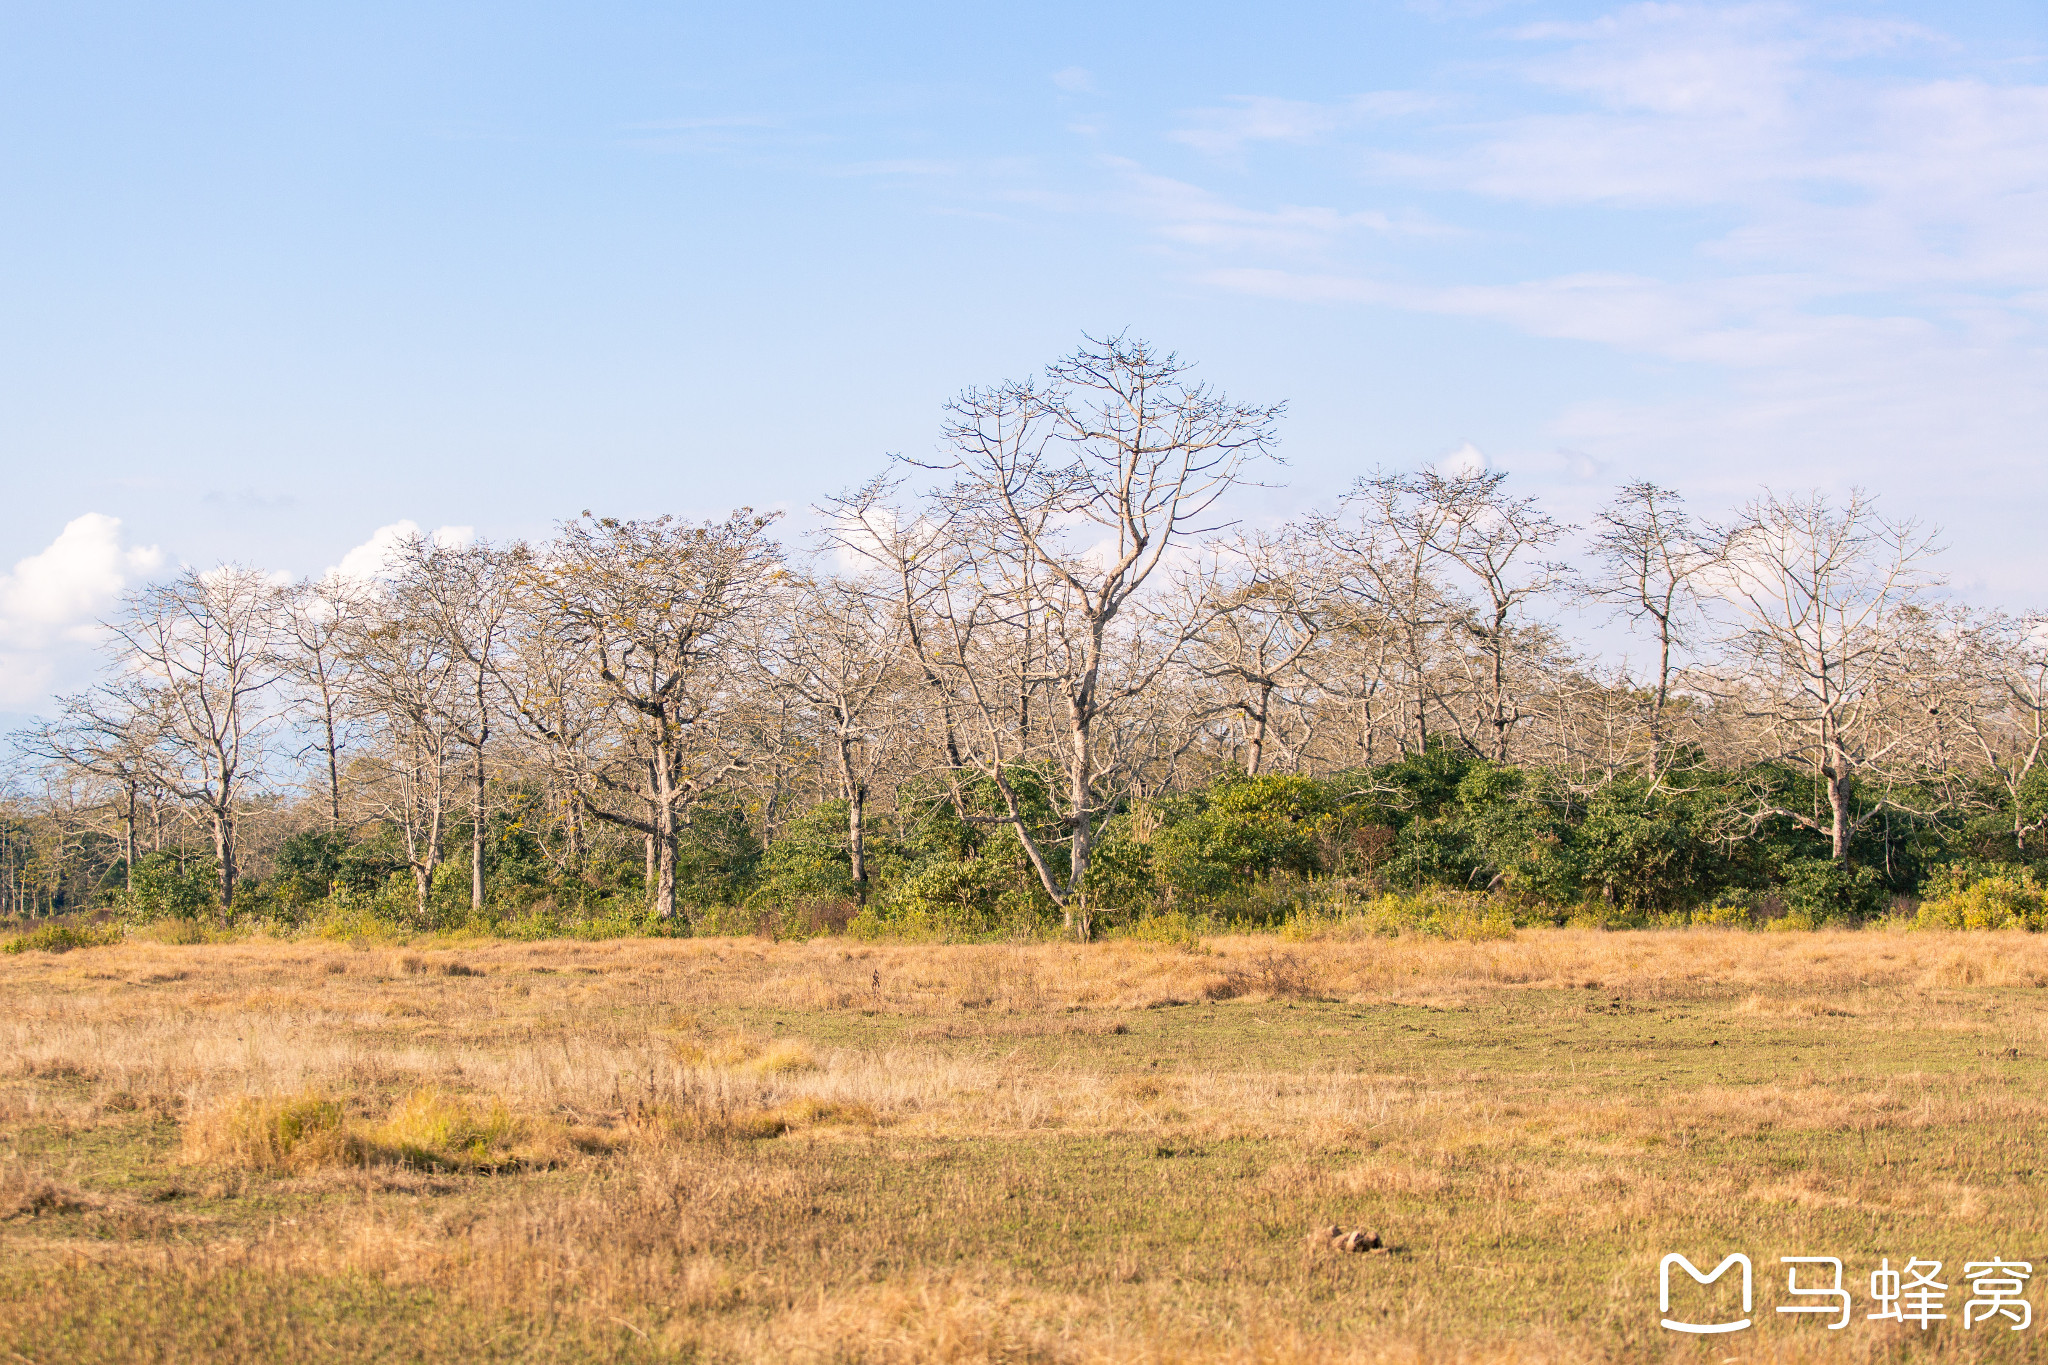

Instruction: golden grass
[3,926,2047,1361]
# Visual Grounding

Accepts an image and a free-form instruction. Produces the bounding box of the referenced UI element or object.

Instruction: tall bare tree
[1184,530,1322,776]
[528,511,781,921]
[344,574,468,915]
[763,572,908,899]
[393,537,517,913]
[1944,610,2048,852]
[15,683,162,892]
[105,567,287,908]
[903,333,1283,934]
[1702,490,1943,861]
[283,575,366,830]
[1583,482,1710,772]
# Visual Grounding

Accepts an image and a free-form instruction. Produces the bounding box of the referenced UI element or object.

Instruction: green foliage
[1150,774,1336,900]
[80,735,2047,942]
[752,800,864,905]
[1914,865,2048,931]
[1575,782,1718,911]
[1776,857,1887,927]
[3,921,125,954]
[866,852,1052,937]
[124,852,218,921]
[273,830,402,905]
[674,805,763,910]
[1079,814,1155,910]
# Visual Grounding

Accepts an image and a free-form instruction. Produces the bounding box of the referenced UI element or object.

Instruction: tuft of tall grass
[180,1093,371,1172]
[182,1088,569,1175]
[374,1089,525,1170]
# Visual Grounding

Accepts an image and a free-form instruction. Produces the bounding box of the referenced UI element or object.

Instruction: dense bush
[43,741,2048,941]
[4,922,125,953]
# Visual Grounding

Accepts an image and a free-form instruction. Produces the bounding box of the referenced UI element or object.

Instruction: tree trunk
[471,748,486,913]
[652,742,678,920]
[324,707,342,830]
[654,814,677,921]
[1245,682,1272,776]
[834,733,867,899]
[211,808,236,915]
[1065,714,1093,940]
[122,782,137,893]
[1827,758,1852,862]
[848,785,867,901]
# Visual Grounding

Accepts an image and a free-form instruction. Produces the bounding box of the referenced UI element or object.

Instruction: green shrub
[124,853,218,921]
[3,922,124,954]
[1692,894,1757,929]
[1281,888,1516,942]
[1151,774,1335,900]
[1777,857,1886,926]
[1103,909,1205,950]
[1914,869,2047,931]
[312,892,409,945]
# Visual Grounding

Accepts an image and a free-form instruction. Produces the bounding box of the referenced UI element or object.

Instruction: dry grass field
[4,927,2048,1363]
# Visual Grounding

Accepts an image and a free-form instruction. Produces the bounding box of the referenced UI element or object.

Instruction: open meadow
[4,927,2048,1363]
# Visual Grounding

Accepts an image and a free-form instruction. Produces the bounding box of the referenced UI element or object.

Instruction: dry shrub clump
[182,1088,568,1174]
[374,1088,569,1170]
[181,1093,371,1172]
[0,1157,99,1219]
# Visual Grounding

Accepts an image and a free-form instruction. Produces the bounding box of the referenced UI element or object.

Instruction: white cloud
[1439,442,1488,478]
[0,513,162,709]
[327,521,476,582]
[0,514,161,650]
[1052,66,1094,93]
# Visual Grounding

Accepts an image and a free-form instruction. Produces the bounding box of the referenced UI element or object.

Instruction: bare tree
[1701,490,1944,861]
[1308,466,1569,761]
[1945,610,2048,852]
[1305,473,1461,756]
[901,333,1283,934]
[283,575,366,830]
[344,574,467,915]
[527,511,781,921]
[393,537,518,913]
[763,572,908,899]
[1582,482,1710,771]
[1423,469,1570,763]
[1184,530,1322,776]
[105,567,287,909]
[14,682,162,892]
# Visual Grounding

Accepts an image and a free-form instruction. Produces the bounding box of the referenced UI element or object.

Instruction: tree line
[6,335,2045,936]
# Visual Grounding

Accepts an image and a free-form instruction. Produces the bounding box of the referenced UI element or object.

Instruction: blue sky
[2,1,2045,714]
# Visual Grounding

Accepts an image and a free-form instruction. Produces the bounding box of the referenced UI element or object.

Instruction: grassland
[3,927,2047,1363]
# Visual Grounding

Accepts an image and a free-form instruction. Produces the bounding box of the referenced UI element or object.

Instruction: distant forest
[5,336,2045,939]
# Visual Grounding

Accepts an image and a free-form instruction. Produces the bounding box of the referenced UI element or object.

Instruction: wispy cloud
[1109,158,1459,255]
[1169,92,1439,161]
[1104,4,2045,578]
